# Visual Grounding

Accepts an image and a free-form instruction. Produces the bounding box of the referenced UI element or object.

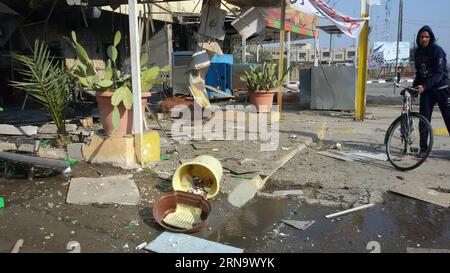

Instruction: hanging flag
[310,0,366,39]
[289,0,323,18]
[290,0,369,39]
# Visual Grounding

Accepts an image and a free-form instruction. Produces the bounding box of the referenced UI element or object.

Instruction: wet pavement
[211,194,450,253]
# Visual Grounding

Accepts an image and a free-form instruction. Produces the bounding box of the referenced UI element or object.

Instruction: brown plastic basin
[152,191,212,233]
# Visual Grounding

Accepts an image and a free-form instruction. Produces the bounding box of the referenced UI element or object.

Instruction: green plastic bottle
[0,197,4,209]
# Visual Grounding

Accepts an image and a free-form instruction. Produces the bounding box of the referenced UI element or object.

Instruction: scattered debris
[325,204,375,219]
[67,241,81,253]
[160,155,170,161]
[282,220,316,231]
[144,232,244,253]
[390,184,450,208]
[66,175,140,205]
[10,239,24,253]
[289,134,298,140]
[135,242,147,250]
[331,143,344,150]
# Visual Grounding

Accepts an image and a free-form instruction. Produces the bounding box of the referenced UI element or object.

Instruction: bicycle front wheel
[385,113,433,171]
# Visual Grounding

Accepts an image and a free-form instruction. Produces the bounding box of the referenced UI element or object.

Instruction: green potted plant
[11,41,72,147]
[67,31,169,135]
[240,63,289,113]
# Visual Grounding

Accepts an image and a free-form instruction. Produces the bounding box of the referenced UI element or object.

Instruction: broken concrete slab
[38,148,67,160]
[390,184,450,208]
[272,190,304,197]
[66,175,140,205]
[0,142,17,152]
[18,144,37,153]
[0,124,38,136]
[144,232,243,253]
[39,123,78,134]
[282,220,316,231]
[67,143,85,161]
[228,181,258,208]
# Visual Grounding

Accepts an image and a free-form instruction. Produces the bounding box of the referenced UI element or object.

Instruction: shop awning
[261,7,318,38]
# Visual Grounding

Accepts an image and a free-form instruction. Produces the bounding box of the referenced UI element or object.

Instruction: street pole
[277,0,286,114]
[128,0,144,164]
[287,31,291,83]
[355,0,370,121]
[329,34,333,67]
[394,0,403,94]
[242,37,247,63]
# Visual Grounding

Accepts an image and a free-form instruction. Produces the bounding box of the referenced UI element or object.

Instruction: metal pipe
[277,0,286,114]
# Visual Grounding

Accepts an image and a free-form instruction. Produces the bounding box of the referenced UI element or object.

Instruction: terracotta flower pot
[249,91,275,113]
[96,91,151,135]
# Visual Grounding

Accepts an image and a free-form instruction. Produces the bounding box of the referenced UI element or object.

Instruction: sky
[316,0,450,54]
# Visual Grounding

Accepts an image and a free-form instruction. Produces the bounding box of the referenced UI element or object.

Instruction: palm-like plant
[11,41,71,147]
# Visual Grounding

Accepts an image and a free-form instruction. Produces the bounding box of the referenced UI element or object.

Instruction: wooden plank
[390,184,450,208]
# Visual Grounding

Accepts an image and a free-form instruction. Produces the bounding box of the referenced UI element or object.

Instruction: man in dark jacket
[413,26,450,156]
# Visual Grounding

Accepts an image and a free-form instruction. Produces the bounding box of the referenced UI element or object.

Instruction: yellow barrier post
[355,0,370,121]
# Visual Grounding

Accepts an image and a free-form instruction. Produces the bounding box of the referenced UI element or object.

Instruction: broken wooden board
[390,184,450,208]
[144,232,243,253]
[282,220,316,231]
[66,175,140,206]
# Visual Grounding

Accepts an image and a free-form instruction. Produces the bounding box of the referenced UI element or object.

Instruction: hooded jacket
[413,26,449,91]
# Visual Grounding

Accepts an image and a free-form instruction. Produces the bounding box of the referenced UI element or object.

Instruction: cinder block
[83,134,137,168]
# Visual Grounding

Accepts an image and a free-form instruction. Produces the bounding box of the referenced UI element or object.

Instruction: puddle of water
[211,194,450,253]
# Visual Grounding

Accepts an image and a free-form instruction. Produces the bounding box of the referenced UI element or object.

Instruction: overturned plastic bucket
[172,155,222,199]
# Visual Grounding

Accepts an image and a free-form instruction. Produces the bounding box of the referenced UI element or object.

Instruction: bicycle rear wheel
[385,113,433,171]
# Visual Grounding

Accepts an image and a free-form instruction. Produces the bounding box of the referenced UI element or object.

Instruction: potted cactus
[240,63,289,113]
[67,31,169,135]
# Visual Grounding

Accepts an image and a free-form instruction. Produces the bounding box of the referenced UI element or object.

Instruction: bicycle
[384,78,434,171]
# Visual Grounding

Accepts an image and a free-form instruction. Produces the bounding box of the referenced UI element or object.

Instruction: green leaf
[79,77,89,87]
[113,31,121,47]
[107,46,118,63]
[160,65,171,73]
[98,80,113,88]
[112,106,121,131]
[71,31,77,43]
[122,87,133,110]
[111,86,126,106]
[75,43,91,65]
[140,53,149,67]
[104,67,113,81]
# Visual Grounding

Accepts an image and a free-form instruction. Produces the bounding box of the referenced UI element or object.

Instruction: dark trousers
[419,87,450,150]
